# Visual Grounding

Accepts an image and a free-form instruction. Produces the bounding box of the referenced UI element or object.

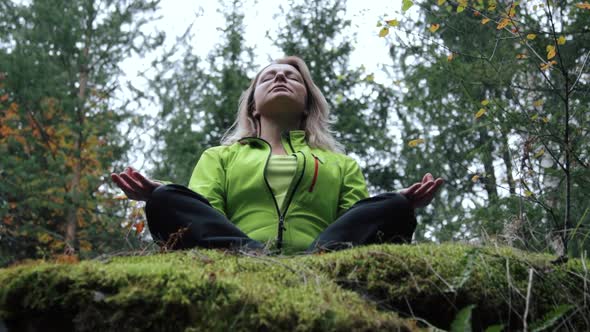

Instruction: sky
[119,0,410,114]
[128,0,404,79]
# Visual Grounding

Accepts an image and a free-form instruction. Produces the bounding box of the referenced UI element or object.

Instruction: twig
[569,50,590,94]
[523,268,534,332]
[582,250,589,308]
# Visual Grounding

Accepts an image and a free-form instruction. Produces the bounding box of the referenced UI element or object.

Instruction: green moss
[1,243,588,331]
[299,243,590,330]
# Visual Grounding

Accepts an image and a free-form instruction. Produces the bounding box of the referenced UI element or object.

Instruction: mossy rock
[0,243,588,331]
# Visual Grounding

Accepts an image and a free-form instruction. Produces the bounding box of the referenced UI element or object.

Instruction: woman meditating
[111,56,444,255]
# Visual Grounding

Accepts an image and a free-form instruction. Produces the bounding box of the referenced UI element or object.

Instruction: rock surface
[0,243,588,331]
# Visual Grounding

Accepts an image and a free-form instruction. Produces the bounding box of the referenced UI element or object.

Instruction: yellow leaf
[526,33,537,40]
[481,99,489,106]
[524,190,533,197]
[533,99,544,107]
[542,116,549,123]
[475,108,486,119]
[429,23,440,33]
[471,174,480,183]
[534,148,545,159]
[508,5,516,17]
[546,44,556,59]
[516,53,528,59]
[402,0,413,11]
[576,2,590,9]
[437,0,446,5]
[481,18,490,24]
[457,5,466,13]
[365,74,375,82]
[488,4,497,11]
[496,18,510,30]
[379,27,389,37]
[531,114,539,121]
[386,19,399,27]
[408,138,425,147]
[540,61,556,70]
[557,35,566,45]
[447,53,455,61]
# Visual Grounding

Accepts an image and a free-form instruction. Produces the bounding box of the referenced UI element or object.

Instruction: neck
[258,115,301,153]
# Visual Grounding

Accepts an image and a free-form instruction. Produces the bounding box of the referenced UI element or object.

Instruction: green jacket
[187,130,369,255]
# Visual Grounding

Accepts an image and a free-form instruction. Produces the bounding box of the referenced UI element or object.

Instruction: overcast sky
[121,0,406,89]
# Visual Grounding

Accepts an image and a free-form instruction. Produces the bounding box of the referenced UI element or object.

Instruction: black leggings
[145,184,417,254]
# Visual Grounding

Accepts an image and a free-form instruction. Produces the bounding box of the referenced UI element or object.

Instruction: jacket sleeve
[337,156,370,218]
[187,147,227,217]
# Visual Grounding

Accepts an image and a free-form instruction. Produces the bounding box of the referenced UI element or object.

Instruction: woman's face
[252,63,307,120]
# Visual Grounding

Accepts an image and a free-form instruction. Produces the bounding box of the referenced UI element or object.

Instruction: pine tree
[0,0,164,264]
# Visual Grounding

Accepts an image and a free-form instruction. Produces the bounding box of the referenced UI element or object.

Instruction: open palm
[399,173,444,209]
[111,166,163,201]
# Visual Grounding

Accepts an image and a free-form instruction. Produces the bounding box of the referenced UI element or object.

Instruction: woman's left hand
[399,173,445,209]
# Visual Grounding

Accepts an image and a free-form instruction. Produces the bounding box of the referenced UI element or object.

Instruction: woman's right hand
[111,166,163,201]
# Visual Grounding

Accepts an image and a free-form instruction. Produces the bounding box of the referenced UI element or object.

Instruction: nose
[273,71,287,82]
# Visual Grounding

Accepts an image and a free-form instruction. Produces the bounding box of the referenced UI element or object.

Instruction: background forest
[0,0,588,267]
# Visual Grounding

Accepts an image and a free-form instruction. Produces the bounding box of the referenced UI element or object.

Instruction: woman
[111,56,444,255]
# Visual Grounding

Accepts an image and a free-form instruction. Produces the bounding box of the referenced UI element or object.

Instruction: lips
[271,85,290,92]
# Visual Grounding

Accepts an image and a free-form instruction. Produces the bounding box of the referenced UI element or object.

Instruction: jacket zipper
[278,134,305,250]
[242,134,305,252]
[261,149,285,248]
[278,153,305,250]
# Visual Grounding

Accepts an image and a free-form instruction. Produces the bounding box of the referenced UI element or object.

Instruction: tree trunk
[478,127,499,201]
[500,130,516,195]
[64,20,91,253]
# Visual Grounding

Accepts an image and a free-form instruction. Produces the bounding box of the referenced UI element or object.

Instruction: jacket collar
[281,130,307,151]
[239,130,307,152]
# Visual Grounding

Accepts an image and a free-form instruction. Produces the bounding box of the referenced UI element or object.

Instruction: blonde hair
[219,56,345,153]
